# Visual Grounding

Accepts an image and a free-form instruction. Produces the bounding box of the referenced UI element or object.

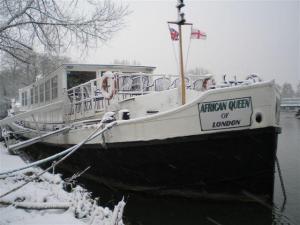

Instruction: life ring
[100,72,116,100]
[202,78,209,91]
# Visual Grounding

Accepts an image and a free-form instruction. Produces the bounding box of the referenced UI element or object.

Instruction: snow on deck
[0,142,125,225]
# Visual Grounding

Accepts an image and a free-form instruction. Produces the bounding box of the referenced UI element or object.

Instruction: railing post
[90,81,94,114]
[73,88,76,120]
[80,85,84,118]
[141,74,144,95]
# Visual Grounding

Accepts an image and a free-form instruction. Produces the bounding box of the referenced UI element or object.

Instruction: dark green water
[82,112,300,225]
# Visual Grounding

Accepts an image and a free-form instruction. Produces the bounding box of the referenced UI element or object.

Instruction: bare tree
[0,52,71,94]
[295,82,300,97]
[281,82,295,98]
[0,0,129,63]
[113,59,141,66]
[27,53,71,78]
[0,52,71,115]
[187,67,210,75]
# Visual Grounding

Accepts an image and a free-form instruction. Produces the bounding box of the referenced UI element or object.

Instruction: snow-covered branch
[0,0,129,63]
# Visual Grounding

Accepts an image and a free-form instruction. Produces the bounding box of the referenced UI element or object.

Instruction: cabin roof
[62,63,156,69]
[19,63,157,91]
[61,63,156,73]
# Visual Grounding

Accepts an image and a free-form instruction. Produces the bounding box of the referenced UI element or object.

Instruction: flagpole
[176,0,186,105]
[168,0,192,105]
[178,24,186,105]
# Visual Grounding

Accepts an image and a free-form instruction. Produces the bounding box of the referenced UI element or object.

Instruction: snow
[0,143,25,171]
[0,142,125,225]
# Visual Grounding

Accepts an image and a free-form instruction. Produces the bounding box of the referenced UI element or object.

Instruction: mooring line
[275,155,287,211]
[0,145,76,177]
[0,122,118,177]
[0,121,117,199]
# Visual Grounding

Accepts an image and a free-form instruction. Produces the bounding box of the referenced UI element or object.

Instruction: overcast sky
[68,0,300,86]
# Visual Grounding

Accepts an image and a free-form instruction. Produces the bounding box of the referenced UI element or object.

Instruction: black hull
[23,127,280,202]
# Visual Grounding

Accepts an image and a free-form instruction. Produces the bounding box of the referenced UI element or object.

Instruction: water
[77,112,299,225]
[273,112,300,224]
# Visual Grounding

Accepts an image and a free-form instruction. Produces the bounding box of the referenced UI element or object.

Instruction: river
[82,112,299,225]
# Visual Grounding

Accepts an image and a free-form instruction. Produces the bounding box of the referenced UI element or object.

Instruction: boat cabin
[16,63,213,129]
[18,64,156,111]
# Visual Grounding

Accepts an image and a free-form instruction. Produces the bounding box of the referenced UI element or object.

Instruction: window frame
[39,83,45,103]
[45,79,51,102]
[30,88,34,105]
[24,91,28,106]
[51,76,58,100]
[34,85,39,104]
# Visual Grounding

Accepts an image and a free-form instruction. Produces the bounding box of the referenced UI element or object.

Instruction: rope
[65,166,91,183]
[184,25,192,73]
[275,155,287,210]
[0,121,117,199]
[0,122,118,177]
[167,23,179,74]
[0,145,76,177]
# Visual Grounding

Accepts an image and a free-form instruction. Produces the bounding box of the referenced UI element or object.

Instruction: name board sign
[198,97,253,131]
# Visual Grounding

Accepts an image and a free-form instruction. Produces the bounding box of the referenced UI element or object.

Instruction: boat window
[45,80,50,101]
[154,77,170,91]
[193,79,204,91]
[51,76,58,99]
[30,88,34,105]
[39,84,44,103]
[118,75,133,91]
[67,71,96,89]
[34,86,38,104]
[21,92,25,106]
[24,91,28,106]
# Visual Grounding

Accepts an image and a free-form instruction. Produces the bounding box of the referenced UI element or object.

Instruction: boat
[0,1,281,202]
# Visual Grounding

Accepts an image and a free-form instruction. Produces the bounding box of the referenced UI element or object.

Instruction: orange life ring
[202,78,209,91]
[100,72,116,100]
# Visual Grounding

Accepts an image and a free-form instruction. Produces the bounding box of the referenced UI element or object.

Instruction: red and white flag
[191,29,207,39]
[169,28,179,41]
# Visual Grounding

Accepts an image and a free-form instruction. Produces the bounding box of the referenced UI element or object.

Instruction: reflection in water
[76,181,296,225]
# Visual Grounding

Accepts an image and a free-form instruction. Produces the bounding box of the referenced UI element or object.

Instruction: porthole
[255,113,262,123]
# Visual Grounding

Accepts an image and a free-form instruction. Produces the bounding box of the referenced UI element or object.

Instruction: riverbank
[0,142,125,225]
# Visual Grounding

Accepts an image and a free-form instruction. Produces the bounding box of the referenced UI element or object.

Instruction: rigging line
[0,123,113,177]
[184,25,193,73]
[167,23,179,74]
[0,145,75,177]
[275,155,287,211]
[0,121,117,199]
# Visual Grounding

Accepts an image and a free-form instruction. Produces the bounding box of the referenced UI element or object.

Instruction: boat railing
[64,73,213,121]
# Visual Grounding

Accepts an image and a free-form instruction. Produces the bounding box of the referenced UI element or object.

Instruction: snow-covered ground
[0,142,125,225]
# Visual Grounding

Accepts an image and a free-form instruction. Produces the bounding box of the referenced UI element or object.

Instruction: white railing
[64,73,213,121]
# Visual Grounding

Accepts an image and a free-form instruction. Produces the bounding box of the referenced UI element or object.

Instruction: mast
[170,0,191,105]
[177,0,186,105]
[178,23,186,105]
